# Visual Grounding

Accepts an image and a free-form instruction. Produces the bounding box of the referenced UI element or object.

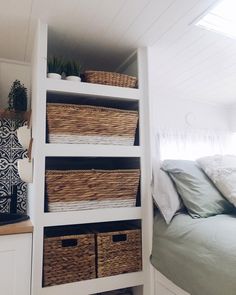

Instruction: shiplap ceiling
[0,0,236,105]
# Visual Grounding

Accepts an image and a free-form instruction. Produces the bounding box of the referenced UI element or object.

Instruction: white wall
[148,48,229,132]
[151,94,229,131]
[118,52,138,77]
[0,59,31,109]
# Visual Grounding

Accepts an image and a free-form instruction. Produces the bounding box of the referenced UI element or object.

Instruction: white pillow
[152,160,182,224]
[197,155,236,207]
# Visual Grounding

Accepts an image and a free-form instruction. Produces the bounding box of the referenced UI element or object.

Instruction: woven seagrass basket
[43,231,96,287]
[96,228,142,278]
[47,103,138,145]
[45,169,140,212]
[84,71,137,88]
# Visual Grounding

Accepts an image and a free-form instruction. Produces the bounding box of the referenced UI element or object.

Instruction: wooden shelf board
[42,207,142,227]
[46,78,140,101]
[0,220,33,236]
[44,144,142,157]
[40,272,144,295]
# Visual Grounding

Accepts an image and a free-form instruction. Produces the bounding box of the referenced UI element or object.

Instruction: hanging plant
[8,80,27,112]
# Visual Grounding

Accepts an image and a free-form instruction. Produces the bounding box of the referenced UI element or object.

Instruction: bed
[151,211,236,295]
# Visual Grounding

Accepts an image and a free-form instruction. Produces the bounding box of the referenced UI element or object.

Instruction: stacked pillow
[153,157,235,223]
[162,159,234,219]
[152,160,182,224]
[197,155,236,207]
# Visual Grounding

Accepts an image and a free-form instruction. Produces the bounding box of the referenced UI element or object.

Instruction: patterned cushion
[197,155,236,207]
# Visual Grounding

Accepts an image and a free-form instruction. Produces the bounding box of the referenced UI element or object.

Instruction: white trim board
[154,270,190,295]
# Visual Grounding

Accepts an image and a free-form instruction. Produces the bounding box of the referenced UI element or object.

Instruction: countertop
[0,220,33,236]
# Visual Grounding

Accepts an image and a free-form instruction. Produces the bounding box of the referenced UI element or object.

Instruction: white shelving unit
[40,272,144,295]
[44,144,141,157]
[41,207,142,227]
[46,78,141,101]
[29,21,154,295]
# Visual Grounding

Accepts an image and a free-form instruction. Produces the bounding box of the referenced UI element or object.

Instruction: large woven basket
[47,103,138,145]
[84,71,137,88]
[43,232,96,287]
[97,228,142,278]
[45,169,140,212]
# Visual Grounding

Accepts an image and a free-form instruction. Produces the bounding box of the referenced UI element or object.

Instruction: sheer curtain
[155,128,234,161]
[229,132,236,154]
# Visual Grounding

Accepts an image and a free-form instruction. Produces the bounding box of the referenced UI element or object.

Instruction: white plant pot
[17,126,31,149]
[47,73,62,79]
[17,158,33,183]
[66,76,81,82]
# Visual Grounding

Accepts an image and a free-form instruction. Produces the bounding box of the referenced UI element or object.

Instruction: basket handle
[112,234,127,243]
[61,239,78,247]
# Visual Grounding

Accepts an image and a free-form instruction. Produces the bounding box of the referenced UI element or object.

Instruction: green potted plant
[65,60,81,81]
[8,80,27,112]
[47,56,63,79]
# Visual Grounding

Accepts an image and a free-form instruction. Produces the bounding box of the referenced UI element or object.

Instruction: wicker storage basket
[97,228,142,278]
[45,169,140,212]
[43,231,96,287]
[84,71,137,88]
[47,103,138,145]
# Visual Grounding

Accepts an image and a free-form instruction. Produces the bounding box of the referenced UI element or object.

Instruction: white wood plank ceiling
[0,0,236,105]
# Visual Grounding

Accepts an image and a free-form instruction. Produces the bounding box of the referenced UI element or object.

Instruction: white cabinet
[0,233,32,295]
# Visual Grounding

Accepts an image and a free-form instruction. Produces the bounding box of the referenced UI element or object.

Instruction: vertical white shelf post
[137,47,154,295]
[29,21,48,295]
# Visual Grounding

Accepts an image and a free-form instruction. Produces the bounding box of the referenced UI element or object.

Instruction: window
[156,129,234,160]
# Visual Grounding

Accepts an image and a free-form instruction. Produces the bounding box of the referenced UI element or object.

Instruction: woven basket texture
[84,71,137,88]
[43,233,96,287]
[46,169,140,211]
[47,103,138,145]
[97,229,142,278]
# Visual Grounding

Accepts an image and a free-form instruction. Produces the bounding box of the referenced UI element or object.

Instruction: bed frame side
[154,270,190,295]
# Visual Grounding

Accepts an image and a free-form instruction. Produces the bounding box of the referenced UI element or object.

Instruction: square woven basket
[43,230,96,287]
[84,71,137,88]
[96,228,142,278]
[47,103,138,145]
[45,169,140,212]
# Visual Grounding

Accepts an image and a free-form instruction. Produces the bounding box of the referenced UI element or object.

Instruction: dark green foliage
[47,56,63,74]
[8,80,27,111]
[65,60,81,76]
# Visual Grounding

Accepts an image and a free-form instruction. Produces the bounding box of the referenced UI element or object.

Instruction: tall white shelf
[29,21,154,295]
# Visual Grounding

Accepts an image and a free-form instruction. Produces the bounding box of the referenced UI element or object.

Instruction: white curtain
[156,128,235,161]
[229,132,236,154]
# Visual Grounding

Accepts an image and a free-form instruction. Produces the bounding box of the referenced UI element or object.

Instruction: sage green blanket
[151,213,236,295]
